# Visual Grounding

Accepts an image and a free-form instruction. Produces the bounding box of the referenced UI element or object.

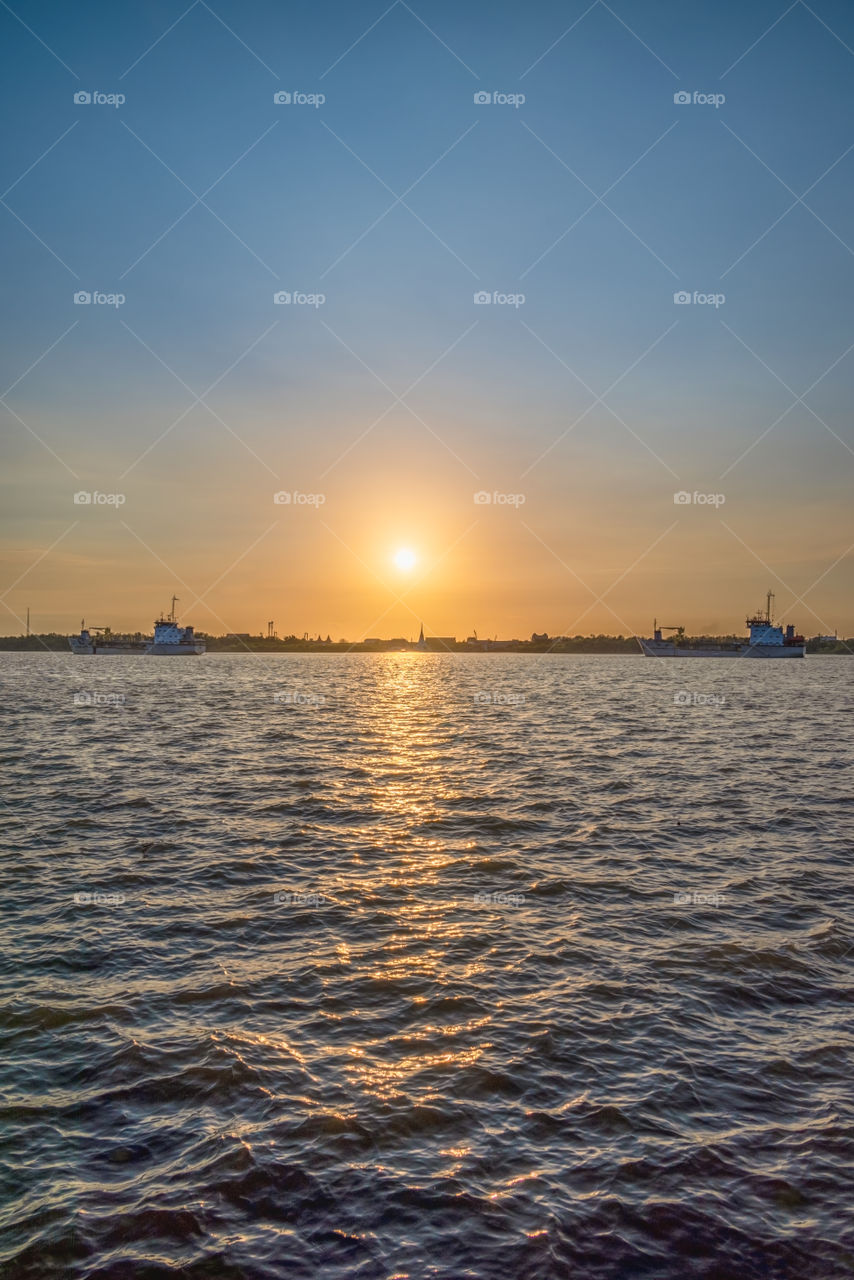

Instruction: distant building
[531,632,549,642]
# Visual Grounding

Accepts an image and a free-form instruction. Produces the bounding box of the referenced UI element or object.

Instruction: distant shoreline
[2,635,850,655]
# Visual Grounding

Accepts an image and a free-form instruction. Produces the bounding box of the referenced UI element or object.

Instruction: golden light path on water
[3,651,850,1277]
[321,655,496,1104]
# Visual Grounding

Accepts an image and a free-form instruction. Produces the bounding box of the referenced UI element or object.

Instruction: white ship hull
[146,641,205,655]
[640,640,805,658]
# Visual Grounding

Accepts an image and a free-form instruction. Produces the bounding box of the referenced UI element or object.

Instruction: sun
[393,547,417,572]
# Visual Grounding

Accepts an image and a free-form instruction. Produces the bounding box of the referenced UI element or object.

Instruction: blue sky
[2,0,853,638]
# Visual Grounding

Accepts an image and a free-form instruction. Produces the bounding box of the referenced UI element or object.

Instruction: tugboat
[639,591,805,658]
[146,597,205,655]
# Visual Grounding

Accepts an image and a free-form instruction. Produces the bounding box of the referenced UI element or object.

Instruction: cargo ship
[639,592,805,658]
[68,624,146,655]
[69,597,205,656]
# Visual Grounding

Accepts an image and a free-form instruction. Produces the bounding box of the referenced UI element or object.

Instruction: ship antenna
[170,594,179,623]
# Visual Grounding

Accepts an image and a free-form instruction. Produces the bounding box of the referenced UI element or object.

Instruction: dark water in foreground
[1,652,853,1279]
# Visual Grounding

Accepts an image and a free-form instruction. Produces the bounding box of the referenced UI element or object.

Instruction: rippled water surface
[2,652,853,1279]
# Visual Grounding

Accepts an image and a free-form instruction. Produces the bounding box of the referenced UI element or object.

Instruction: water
[1,652,852,1279]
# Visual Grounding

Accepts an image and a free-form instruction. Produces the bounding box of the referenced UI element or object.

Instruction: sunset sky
[2,0,853,639]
